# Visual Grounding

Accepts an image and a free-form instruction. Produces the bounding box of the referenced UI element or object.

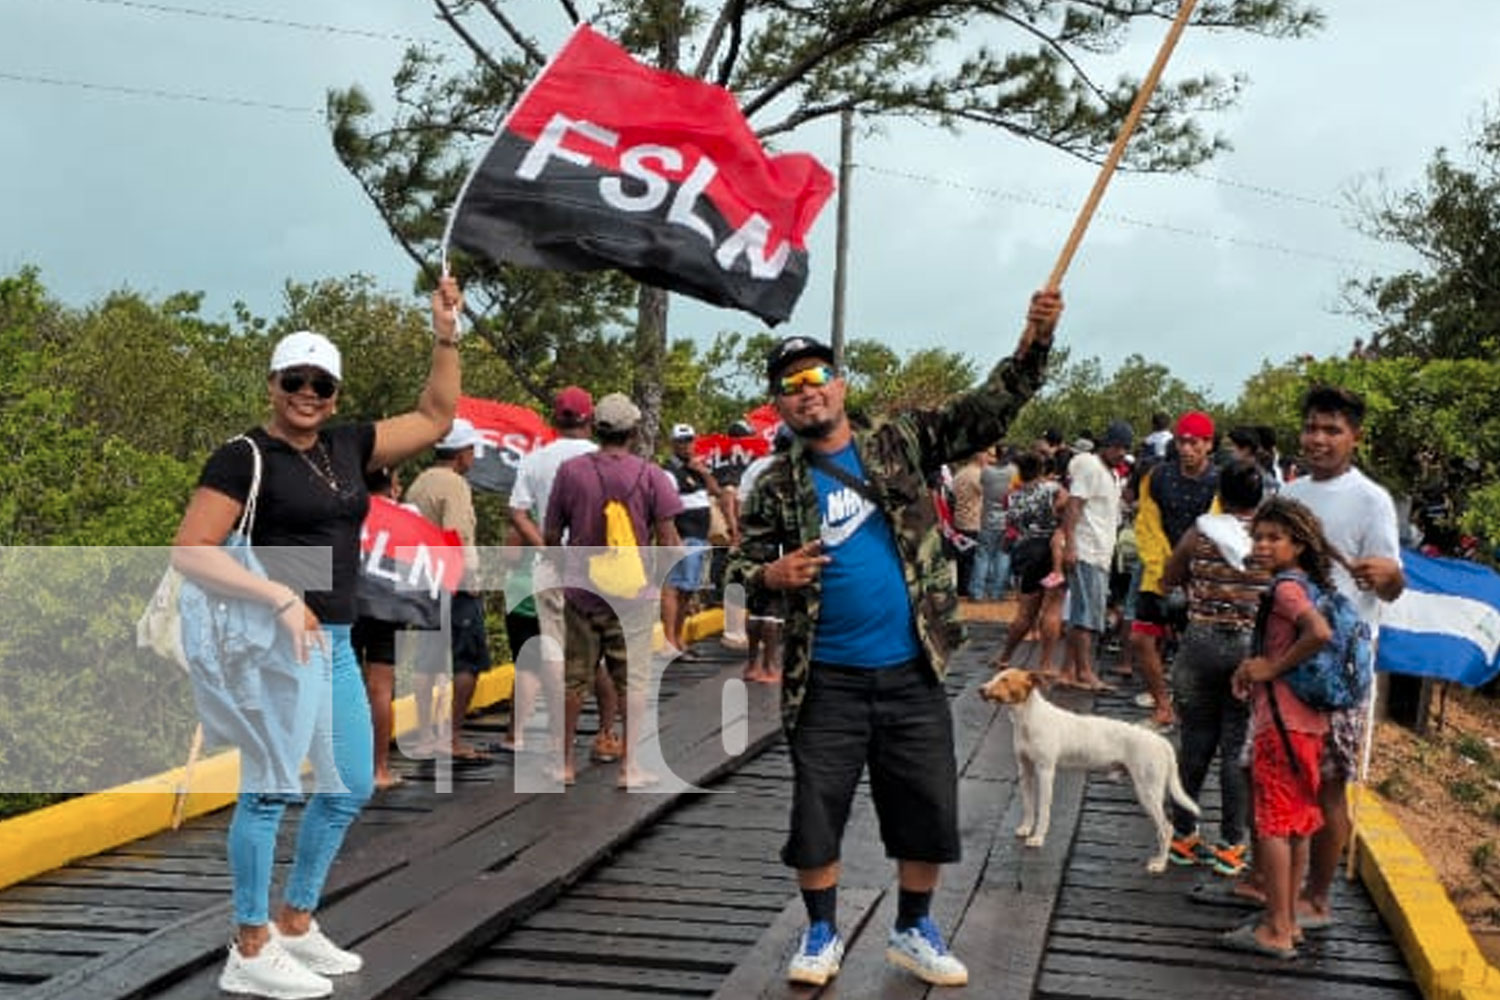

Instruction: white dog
[980,668,1199,872]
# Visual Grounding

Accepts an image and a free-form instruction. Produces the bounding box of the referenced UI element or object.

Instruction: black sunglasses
[278,371,340,399]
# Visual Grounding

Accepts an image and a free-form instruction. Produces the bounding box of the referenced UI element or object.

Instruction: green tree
[330,0,1319,449]
[1345,110,1500,360]
[1296,356,1500,549]
[1008,350,1212,446]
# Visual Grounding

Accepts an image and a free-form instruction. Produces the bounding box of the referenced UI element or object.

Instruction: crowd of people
[170,267,1407,996]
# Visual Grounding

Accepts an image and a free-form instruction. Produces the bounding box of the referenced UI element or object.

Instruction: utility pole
[830,107,853,369]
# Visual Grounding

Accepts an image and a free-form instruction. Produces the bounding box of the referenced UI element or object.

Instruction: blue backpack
[1253,571,1373,712]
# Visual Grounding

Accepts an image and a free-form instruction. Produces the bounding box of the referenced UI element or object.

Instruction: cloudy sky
[3,1,1498,400]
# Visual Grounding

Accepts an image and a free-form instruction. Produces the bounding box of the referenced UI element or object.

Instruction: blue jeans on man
[968,528,1010,600]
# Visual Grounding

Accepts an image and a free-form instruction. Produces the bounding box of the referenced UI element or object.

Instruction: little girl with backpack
[1223,497,1344,960]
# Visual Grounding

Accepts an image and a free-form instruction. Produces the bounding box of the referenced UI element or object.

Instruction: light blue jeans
[968,529,1011,600]
[228,625,373,925]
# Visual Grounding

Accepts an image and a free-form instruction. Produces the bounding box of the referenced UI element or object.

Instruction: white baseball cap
[436,417,483,451]
[269,330,342,381]
[671,423,696,440]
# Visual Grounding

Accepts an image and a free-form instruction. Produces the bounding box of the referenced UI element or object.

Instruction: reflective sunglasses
[777,364,836,396]
[278,371,340,399]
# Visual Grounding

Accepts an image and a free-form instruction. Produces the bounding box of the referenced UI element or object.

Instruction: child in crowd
[1223,497,1337,960]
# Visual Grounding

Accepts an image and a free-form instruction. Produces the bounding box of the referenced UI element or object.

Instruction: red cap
[1175,410,1215,440]
[552,385,593,425]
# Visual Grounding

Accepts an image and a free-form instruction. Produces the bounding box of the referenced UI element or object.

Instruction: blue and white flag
[1377,550,1500,687]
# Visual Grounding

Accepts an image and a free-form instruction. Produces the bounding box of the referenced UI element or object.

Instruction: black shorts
[1135,590,1167,626]
[1012,536,1053,595]
[351,616,397,666]
[782,660,960,869]
[450,591,492,675]
[504,609,541,671]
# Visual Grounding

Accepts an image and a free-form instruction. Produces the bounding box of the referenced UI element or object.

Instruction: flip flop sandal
[1220,923,1297,960]
[1187,881,1264,909]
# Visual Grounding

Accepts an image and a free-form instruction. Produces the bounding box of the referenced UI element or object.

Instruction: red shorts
[1251,728,1324,839]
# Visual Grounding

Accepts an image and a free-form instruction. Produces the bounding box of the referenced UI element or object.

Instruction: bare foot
[618,767,661,790]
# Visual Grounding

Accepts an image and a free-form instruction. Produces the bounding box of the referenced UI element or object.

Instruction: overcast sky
[3,1,1498,401]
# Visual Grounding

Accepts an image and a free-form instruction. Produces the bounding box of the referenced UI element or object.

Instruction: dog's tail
[1166,762,1200,816]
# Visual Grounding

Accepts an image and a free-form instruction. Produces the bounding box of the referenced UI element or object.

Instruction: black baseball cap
[765,335,836,392]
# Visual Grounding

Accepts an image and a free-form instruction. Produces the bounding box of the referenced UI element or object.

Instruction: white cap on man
[437,417,483,451]
[671,423,696,441]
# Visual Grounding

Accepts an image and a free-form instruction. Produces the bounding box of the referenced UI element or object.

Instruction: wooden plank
[547,897,782,927]
[710,888,883,1000]
[482,929,743,970]
[1037,951,1419,1000]
[421,980,674,1000]
[0,904,190,929]
[523,910,763,944]
[449,955,723,993]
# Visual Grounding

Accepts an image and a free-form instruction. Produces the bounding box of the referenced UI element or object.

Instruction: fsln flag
[457,396,556,496]
[445,24,834,325]
[1377,549,1500,687]
[357,497,464,629]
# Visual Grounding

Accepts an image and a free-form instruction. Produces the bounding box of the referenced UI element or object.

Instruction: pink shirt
[1251,578,1331,736]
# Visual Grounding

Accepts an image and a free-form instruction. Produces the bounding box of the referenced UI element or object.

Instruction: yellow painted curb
[0,664,513,892]
[0,608,724,892]
[1353,786,1500,1000]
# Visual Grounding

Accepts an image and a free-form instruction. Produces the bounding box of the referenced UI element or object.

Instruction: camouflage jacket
[727,343,1050,733]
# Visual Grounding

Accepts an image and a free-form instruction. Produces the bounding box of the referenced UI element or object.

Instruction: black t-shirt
[665,456,712,538]
[1149,460,1219,547]
[198,424,376,624]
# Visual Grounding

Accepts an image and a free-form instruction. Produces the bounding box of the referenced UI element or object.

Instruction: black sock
[896,888,932,931]
[801,885,837,928]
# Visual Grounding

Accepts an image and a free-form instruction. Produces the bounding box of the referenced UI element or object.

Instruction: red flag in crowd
[457,396,556,495]
[356,496,464,629]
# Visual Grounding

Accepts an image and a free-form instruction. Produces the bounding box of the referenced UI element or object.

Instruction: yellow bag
[588,498,648,598]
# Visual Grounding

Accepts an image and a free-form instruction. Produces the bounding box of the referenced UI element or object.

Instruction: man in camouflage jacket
[725,290,1060,989]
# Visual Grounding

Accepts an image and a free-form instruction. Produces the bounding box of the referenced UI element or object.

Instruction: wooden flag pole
[1045,0,1202,292]
[1016,0,1201,355]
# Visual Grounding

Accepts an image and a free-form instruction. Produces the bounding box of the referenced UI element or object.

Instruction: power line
[0,70,319,115]
[46,0,451,47]
[1179,169,1346,213]
[856,163,1383,270]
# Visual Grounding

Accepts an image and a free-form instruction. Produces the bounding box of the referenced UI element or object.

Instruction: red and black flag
[356,497,464,629]
[457,396,555,496]
[444,25,834,325]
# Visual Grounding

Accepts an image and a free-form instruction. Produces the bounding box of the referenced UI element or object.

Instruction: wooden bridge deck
[0,625,1419,999]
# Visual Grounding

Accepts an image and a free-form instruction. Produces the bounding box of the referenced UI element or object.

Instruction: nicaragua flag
[443,24,834,325]
[1377,549,1500,687]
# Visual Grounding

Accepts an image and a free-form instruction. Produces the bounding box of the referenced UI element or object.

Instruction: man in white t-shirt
[1280,385,1404,929]
[1060,421,1132,691]
[506,387,620,764]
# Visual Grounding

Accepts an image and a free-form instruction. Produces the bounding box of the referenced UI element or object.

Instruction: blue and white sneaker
[787,920,843,986]
[886,915,969,986]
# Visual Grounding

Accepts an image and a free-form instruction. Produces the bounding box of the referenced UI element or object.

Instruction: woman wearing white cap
[171,277,465,999]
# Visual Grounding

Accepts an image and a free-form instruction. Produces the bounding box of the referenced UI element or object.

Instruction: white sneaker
[218,939,332,999]
[786,921,844,986]
[886,916,969,986]
[270,919,364,975]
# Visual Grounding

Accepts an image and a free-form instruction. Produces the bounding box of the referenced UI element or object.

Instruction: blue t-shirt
[809,443,921,667]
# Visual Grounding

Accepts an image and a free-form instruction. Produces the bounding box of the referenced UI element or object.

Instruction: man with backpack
[1281,386,1404,930]
[728,290,1062,989]
[545,393,682,788]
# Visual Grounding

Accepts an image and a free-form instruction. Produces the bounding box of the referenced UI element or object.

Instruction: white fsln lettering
[715,212,790,279]
[667,155,717,243]
[516,113,620,181]
[600,144,679,211]
[515,113,791,280]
